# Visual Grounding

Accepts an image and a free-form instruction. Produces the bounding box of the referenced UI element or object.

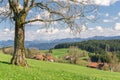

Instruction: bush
[76,59,88,66]
[112,63,120,72]
[1,47,45,59]
[2,46,14,55]
[63,46,89,66]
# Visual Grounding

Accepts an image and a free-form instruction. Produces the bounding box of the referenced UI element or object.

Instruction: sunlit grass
[41,48,68,57]
[0,52,120,80]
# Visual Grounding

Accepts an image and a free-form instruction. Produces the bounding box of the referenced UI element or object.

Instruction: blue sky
[0,0,120,41]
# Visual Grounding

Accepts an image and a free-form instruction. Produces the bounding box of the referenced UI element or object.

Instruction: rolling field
[41,48,68,57]
[0,51,120,80]
[41,48,89,57]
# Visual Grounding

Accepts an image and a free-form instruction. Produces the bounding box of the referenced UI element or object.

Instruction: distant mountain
[1,36,120,50]
[0,40,14,48]
[51,38,84,43]
[88,36,120,40]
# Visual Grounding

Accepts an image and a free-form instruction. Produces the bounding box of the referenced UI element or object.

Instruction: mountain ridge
[1,36,120,49]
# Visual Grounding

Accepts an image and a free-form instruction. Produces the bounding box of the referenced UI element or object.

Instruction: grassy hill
[41,48,68,57]
[0,52,120,80]
[41,48,89,57]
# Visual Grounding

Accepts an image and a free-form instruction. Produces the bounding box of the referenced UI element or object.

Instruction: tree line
[54,40,120,53]
[54,39,120,62]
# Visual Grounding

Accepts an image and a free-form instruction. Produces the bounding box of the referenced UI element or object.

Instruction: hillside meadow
[41,48,68,57]
[0,51,120,80]
[41,48,89,57]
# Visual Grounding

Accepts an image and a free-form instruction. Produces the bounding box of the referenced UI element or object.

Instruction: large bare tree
[0,0,98,67]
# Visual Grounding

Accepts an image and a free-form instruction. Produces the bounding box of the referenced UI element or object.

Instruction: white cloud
[36,29,41,33]
[36,28,59,34]
[0,4,10,17]
[118,12,120,16]
[52,0,118,6]
[1,23,120,41]
[113,17,119,20]
[96,26,103,31]
[0,29,14,41]
[105,13,109,17]
[80,27,120,38]
[94,0,119,6]
[81,25,87,32]
[87,15,95,20]
[24,25,120,41]
[24,28,75,41]
[28,14,44,25]
[29,21,44,26]
[103,19,113,22]
[27,10,58,26]
[114,23,120,30]
[41,11,50,18]
[0,27,118,41]
[4,28,10,32]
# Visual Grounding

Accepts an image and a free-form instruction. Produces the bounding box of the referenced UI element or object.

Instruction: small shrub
[76,59,88,66]
[2,46,14,55]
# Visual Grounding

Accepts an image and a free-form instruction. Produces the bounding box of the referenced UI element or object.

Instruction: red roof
[87,62,98,68]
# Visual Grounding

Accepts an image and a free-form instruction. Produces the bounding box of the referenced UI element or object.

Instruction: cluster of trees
[1,46,43,59]
[54,46,89,66]
[54,40,120,62]
[55,40,120,72]
[54,40,120,53]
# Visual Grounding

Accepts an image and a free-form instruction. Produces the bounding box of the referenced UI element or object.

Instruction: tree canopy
[0,0,98,32]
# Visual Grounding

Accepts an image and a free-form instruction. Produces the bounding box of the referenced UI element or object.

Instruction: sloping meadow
[0,53,120,80]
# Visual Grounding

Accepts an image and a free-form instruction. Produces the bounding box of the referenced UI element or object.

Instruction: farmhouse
[87,62,109,70]
[32,54,54,62]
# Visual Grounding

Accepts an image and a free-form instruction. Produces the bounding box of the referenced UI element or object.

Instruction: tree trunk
[11,16,28,67]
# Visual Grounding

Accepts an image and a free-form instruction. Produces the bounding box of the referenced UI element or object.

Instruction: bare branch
[24,17,67,24]
[30,0,35,7]
[23,0,30,11]
[0,0,98,33]
[8,0,18,13]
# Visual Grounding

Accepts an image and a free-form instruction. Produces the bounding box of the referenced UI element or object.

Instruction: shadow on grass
[0,61,11,65]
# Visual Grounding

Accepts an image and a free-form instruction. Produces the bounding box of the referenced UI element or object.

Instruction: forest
[54,40,120,53]
[54,40,120,62]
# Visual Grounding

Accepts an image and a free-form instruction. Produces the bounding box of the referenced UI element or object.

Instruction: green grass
[41,48,68,57]
[41,48,89,59]
[0,53,120,80]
